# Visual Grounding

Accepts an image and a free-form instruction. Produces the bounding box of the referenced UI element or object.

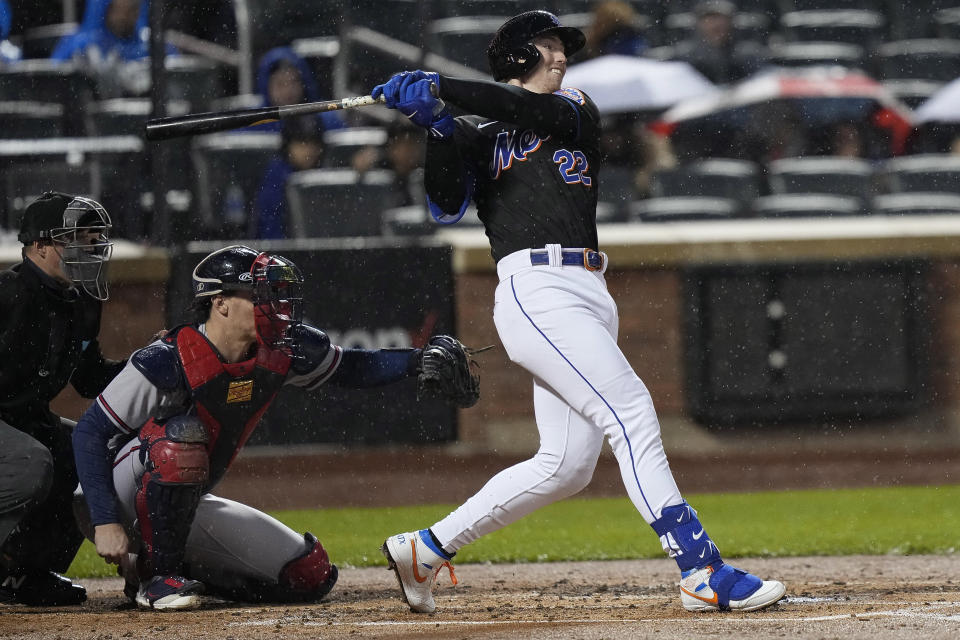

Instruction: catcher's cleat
[0,570,87,606]
[381,530,457,613]
[135,575,204,611]
[679,563,785,612]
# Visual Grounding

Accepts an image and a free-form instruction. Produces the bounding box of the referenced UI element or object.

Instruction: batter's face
[513,34,567,94]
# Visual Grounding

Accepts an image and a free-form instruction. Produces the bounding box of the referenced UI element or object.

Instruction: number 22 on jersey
[553,149,592,187]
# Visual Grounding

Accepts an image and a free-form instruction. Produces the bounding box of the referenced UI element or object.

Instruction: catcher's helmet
[193,245,305,350]
[487,11,585,82]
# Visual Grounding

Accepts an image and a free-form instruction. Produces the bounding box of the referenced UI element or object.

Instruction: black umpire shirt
[0,258,124,424]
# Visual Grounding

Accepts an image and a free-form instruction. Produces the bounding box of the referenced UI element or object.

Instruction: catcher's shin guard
[275,532,338,602]
[135,416,209,576]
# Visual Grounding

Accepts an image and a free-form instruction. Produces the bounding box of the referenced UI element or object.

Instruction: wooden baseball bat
[144,94,386,141]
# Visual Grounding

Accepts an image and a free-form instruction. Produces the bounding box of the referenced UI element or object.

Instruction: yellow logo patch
[226,380,253,403]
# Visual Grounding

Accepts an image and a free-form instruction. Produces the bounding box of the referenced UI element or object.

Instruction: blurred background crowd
[0,0,959,245]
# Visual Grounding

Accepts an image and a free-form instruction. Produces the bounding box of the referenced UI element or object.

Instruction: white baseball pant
[432,245,684,553]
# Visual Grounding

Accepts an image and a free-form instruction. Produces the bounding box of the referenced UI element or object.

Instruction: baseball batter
[72,245,468,610]
[374,11,786,614]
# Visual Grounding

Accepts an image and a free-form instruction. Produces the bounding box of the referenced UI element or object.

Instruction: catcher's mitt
[417,335,489,408]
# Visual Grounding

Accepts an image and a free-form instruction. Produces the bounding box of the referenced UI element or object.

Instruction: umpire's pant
[0,416,83,573]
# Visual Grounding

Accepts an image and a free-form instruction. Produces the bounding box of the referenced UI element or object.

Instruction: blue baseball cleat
[679,563,785,612]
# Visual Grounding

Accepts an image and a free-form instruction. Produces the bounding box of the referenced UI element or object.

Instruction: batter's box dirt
[2,555,959,639]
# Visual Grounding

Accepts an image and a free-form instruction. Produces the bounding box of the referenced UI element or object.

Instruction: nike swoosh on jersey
[693,528,705,540]
[477,121,500,129]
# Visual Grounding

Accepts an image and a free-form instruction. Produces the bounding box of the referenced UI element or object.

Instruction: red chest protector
[174,326,291,486]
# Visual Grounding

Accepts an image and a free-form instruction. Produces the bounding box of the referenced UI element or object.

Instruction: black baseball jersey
[427,79,602,262]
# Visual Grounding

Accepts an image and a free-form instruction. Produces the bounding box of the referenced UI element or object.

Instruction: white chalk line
[230,602,960,628]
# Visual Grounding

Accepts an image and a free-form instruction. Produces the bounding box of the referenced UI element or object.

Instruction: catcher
[72,245,480,610]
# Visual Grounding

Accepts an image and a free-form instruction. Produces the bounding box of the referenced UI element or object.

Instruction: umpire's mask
[52,196,114,301]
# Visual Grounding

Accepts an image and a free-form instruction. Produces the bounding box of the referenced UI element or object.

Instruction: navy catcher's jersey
[454,88,601,262]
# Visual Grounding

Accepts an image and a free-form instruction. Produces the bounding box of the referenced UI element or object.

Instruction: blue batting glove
[372,70,439,108]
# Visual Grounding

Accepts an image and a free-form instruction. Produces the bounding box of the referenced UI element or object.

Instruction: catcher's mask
[19,193,114,301]
[486,10,585,82]
[192,245,304,350]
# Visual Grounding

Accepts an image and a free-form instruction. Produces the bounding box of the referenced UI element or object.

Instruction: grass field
[68,484,960,578]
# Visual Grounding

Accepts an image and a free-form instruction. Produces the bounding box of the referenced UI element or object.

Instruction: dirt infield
[2,555,959,639]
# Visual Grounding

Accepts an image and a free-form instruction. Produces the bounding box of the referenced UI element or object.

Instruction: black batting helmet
[487,11,585,82]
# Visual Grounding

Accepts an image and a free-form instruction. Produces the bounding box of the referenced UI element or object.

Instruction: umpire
[0,192,124,606]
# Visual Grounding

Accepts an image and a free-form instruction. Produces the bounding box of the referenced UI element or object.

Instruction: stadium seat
[662,11,771,45]
[0,102,64,138]
[629,196,739,222]
[789,0,884,9]
[20,22,77,59]
[883,79,944,109]
[427,17,505,71]
[872,193,960,215]
[4,162,95,231]
[0,60,94,135]
[322,127,389,168]
[876,39,960,82]
[291,37,339,100]
[598,166,638,222]
[766,41,865,69]
[767,156,875,200]
[883,154,960,194]
[85,98,190,136]
[285,168,397,237]
[381,205,434,236]
[751,193,865,217]
[434,0,537,19]
[650,159,762,208]
[191,132,282,237]
[779,10,885,48]
[935,7,960,39]
[162,55,228,112]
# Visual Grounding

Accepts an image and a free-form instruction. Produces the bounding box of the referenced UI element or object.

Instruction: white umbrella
[914,77,960,124]
[563,55,718,115]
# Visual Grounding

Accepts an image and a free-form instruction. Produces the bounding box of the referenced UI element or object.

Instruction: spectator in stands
[50,0,176,97]
[672,0,761,85]
[51,0,150,62]
[255,46,344,132]
[351,120,425,208]
[0,0,22,63]
[252,115,326,240]
[584,1,648,59]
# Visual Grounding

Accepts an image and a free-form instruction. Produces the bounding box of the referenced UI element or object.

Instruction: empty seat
[427,16,505,71]
[0,102,64,138]
[883,79,944,109]
[322,127,389,168]
[21,22,77,59]
[191,132,282,236]
[650,159,762,207]
[662,11,771,45]
[0,60,94,135]
[936,7,960,39]
[598,166,638,221]
[767,157,875,199]
[163,56,228,111]
[883,155,960,193]
[4,161,95,230]
[629,196,739,222]
[877,39,960,82]
[291,37,339,100]
[767,41,865,69]
[780,10,885,48]
[873,192,960,215]
[752,193,865,217]
[285,168,397,237]
[381,205,434,236]
[790,0,884,9]
[85,98,190,136]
